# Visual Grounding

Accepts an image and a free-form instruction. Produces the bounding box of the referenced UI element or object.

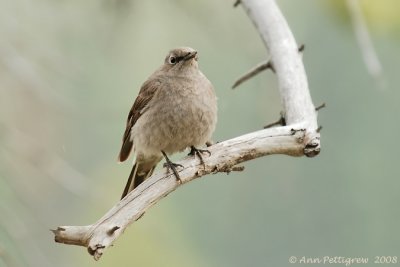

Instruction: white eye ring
[168,56,177,64]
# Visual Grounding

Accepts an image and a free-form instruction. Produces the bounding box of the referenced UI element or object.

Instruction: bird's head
[162,47,199,72]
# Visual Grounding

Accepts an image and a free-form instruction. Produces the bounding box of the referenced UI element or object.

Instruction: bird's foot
[188,146,211,166]
[161,151,183,183]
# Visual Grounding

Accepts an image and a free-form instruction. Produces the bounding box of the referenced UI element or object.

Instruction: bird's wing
[118,78,161,162]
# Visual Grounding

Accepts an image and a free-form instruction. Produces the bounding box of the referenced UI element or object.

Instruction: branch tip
[233,0,241,7]
[304,138,321,157]
[88,244,105,260]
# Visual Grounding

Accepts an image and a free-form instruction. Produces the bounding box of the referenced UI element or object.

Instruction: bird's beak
[183,51,197,61]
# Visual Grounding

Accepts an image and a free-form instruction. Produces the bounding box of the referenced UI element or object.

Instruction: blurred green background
[1,0,400,266]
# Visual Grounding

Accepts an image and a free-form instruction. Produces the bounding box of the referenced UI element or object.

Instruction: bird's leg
[188,146,211,166]
[161,151,183,183]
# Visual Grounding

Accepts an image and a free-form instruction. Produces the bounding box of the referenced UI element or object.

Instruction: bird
[118,47,217,199]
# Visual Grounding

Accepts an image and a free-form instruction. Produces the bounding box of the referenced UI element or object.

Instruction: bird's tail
[121,161,156,199]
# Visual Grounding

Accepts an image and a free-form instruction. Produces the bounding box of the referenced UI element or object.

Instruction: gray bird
[118,47,217,199]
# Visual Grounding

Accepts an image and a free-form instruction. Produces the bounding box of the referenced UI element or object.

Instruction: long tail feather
[120,162,155,199]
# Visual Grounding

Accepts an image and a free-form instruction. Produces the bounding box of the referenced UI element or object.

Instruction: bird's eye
[168,56,177,64]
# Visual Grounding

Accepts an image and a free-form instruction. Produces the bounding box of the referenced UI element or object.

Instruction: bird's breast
[132,74,217,155]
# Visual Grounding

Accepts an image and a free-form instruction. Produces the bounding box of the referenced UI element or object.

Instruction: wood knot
[107,226,120,236]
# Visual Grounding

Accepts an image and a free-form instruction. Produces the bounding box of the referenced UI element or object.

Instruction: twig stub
[232,60,274,89]
[107,226,120,236]
[315,102,326,111]
[232,44,305,89]
[264,112,286,129]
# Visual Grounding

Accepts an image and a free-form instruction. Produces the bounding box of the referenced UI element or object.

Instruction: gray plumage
[118,47,217,199]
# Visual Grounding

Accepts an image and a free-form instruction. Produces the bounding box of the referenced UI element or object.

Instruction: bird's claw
[161,151,183,183]
[188,146,211,166]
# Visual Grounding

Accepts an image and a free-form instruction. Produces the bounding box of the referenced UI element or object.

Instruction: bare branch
[52,0,321,260]
[53,126,308,260]
[232,60,274,89]
[241,0,318,128]
[232,44,305,89]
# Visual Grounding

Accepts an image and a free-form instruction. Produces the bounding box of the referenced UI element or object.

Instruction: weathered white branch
[53,0,321,260]
[241,0,318,127]
[53,126,309,260]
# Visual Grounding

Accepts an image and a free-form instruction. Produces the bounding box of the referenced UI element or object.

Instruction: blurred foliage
[327,0,400,32]
[1,0,400,266]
